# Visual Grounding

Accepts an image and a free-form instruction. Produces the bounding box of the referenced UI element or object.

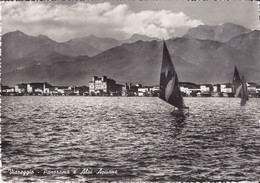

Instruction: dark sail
[240,75,249,106]
[159,41,184,109]
[232,66,242,97]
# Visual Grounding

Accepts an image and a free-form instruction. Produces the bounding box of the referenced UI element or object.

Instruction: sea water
[1,96,260,182]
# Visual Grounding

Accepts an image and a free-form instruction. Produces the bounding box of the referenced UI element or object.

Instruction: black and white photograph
[1,0,260,182]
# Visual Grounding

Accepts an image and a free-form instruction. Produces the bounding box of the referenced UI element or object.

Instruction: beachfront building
[198,84,213,97]
[179,82,200,96]
[220,83,232,93]
[220,83,233,97]
[89,76,121,96]
[247,82,257,92]
[200,84,213,92]
[180,85,189,95]
[247,82,258,97]
[150,86,160,96]
[15,83,28,94]
[1,85,15,95]
[211,84,223,97]
[256,85,260,98]
[74,86,89,95]
[27,82,52,94]
[52,86,73,95]
[6,82,89,96]
[113,84,124,96]
[122,83,138,96]
[137,86,160,97]
[212,84,221,93]
[138,87,150,96]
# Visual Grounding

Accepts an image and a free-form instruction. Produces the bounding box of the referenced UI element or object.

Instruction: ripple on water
[1,96,260,182]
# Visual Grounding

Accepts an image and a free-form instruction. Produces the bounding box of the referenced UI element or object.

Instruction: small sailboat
[232,66,249,106]
[159,41,188,116]
[240,75,249,106]
[232,66,242,97]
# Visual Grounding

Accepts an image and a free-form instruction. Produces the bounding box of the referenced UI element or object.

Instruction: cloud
[2,2,203,41]
[119,10,202,38]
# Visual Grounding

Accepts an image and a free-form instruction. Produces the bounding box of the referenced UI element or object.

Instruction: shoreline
[1,95,260,99]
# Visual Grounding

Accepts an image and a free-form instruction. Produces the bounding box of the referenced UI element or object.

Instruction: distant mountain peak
[13,30,24,34]
[126,33,160,43]
[183,22,251,42]
[6,30,26,37]
[87,34,99,38]
[130,33,157,39]
[248,30,260,38]
[219,22,251,32]
[222,22,237,26]
[37,34,50,40]
[131,33,146,37]
[221,22,246,28]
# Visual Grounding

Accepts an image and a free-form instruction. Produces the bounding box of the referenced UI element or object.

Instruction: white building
[89,76,119,95]
[138,87,150,96]
[27,82,51,94]
[220,83,232,93]
[212,84,220,93]
[15,83,27,93]
[247,83,257,93]
[200,84,213,92]
[54,86,72,95]
[150,86,160,92]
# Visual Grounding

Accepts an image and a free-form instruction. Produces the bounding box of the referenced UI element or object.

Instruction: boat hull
[171,109,189,117]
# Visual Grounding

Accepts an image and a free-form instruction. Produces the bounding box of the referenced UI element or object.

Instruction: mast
[159,41,184,109]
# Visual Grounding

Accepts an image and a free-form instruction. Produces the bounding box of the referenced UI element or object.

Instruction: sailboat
[159,41,188,116]
[240,75,249,106]
[232,66,249,106]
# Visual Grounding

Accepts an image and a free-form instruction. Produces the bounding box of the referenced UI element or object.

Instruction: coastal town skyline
[2,75,260,98]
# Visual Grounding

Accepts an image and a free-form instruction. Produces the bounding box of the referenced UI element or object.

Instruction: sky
[1,0,259,42]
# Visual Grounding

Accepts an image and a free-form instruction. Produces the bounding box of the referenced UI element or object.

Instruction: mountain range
[183,23,251,42]
[2,23,260,86]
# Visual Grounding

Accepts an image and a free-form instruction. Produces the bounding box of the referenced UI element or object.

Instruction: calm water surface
[1,96,260,182]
